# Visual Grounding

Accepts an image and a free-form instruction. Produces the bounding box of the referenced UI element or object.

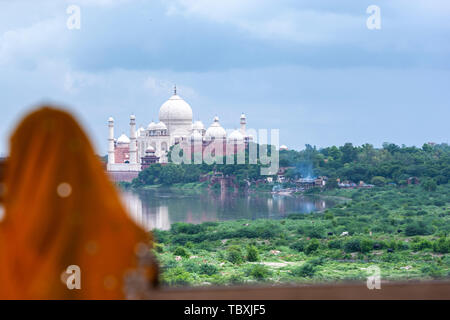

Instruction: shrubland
[154,184,450,286]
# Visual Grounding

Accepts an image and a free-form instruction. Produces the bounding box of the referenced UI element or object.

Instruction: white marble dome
[137,126,145,137]
[117,133,130,144]
[148,121,157,130]
[228,129,244,142]
[190,130,203,141]
[159,94,193,123]
[205,116,227,140]
[192,120,205,131]
[155,122,167,130]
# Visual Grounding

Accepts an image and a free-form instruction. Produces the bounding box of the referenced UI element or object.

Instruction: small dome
[108,117,114,122]
[137,126,145,137]
[228,130,244,142]
[205,116,227,140]
[192,120,205,131]
[130,114,136,120]
[146,145,155,153]
[155,122,167,130]
[190,130,203,141]
[280,145,288,151]
[240,113,246,119]
[148,121,157,130]
[117,133,130,144]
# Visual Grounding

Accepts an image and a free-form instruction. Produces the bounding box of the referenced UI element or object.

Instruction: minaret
[108,117,115,165]
[240,113,246,135]
[129,114,137,164]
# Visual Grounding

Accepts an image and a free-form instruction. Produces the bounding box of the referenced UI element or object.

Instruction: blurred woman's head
[0,106,157,299]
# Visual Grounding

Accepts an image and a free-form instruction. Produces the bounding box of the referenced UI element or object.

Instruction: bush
[328,239,343,249]
[306,226,326,239]
[227,246,244,264]
[412,239,433,251]
[229,274,245,284]
[398,242,410,250]
[360,238,374,253]
[405,221,432,236]
[173,246,190,258]
[171,222,205,235]
[153,229,171,244]
[199,263,219,276]
[154,243,164,253]
[183,260,200,273]
[371,176,386,186]
[344,238,361,252]
[172,234,193,245]
[163,267,194,286]
[290,240,307,252]
[308,257,325,266]
[422,179,437,192]
[245,264,272,280]
[246,245,259,262]
[433,237,450,253]
[324,211,334,220]
[255,222,282,239]
[421,264,444,279]
[305,239,320,254]
[292,262,316,277]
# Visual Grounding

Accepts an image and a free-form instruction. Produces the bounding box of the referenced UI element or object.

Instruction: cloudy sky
[0,0,449,155]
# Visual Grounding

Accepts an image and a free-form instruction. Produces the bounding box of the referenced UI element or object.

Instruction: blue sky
[0,0,449,155]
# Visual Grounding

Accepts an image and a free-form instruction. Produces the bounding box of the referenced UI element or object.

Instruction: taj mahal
[107,87,252,173]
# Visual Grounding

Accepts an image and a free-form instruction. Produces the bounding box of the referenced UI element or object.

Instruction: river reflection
[121,188,338,231]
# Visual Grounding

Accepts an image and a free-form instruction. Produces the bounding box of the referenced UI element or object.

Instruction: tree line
[131,142,450,188]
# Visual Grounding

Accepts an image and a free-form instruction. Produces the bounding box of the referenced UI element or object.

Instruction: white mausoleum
[107,87,251,172]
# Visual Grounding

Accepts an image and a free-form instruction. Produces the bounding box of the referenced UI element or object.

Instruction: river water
[121,188,339,231]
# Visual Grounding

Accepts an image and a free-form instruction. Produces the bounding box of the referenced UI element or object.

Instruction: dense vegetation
[123,141,450,285]
[129,142,450,190]
[281,142,450,187]
[131,143,268,188]
[153,184,450,286]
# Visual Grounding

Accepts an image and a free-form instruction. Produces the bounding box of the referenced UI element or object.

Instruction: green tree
[422,179,437,192]
[292,262,316,277]
[227,246,244,264]
[305,239,320,254]
[246,245,259,262]
[371,176,386,186]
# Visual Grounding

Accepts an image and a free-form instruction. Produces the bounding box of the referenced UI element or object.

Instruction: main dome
[159,94,193,123]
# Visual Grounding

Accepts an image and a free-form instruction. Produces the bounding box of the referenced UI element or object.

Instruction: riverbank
[118,181,208,191]
[152,184,450,286]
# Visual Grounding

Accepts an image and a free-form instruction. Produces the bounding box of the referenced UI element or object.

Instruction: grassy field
[152,184,450,286]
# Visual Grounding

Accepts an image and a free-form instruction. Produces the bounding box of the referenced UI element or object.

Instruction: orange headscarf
[0,106,158,299]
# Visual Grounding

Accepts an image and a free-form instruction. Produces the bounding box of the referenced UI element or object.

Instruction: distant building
[107,87,252,173]
[338,180,374,189]
[141,146,160,170]
[314,176,327,187]
[407,176,420,185]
